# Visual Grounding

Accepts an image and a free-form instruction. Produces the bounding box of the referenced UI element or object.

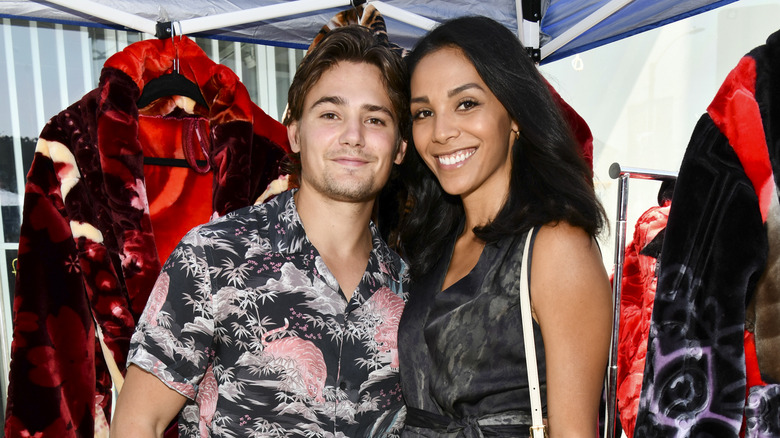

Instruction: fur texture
[5,36,289,437]
[635,29,780,436]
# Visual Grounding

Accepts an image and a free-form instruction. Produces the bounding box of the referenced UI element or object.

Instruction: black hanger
[137,71,208,108]
[140,21,211,171]
[137,21,208,109]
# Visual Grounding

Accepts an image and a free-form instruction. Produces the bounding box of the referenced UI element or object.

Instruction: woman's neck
[461,188,508,231]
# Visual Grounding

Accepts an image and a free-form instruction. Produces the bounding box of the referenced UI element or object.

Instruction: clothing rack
[604,162,678,438]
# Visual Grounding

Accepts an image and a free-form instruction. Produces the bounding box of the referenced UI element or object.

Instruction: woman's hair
[399,15,606,279]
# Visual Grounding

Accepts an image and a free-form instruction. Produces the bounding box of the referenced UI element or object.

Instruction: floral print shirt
[128,189,409,437]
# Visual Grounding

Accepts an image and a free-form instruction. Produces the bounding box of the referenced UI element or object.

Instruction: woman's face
[409,46,518,200]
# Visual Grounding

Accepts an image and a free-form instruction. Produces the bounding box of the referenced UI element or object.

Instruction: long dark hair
[399,16,606,279]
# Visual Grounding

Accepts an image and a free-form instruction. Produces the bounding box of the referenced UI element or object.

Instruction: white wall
[539,0,780,269]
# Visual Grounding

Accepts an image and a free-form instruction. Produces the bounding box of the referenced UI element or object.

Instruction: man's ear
[393,139,408,165]
[287,121,301,153]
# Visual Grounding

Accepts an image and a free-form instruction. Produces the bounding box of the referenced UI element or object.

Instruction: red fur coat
[4,36,289,437]
[615,201,670,438]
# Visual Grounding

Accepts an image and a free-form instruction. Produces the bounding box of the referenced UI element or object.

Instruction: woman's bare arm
[531,222,613,438]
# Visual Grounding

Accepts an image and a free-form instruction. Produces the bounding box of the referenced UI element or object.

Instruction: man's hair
[282,26,408,176]
[285,26,408,130]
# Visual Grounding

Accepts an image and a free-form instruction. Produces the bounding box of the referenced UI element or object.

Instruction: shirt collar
[265,189,403,286]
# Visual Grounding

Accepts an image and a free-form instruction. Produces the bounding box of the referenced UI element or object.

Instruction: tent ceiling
[1,0,739,63]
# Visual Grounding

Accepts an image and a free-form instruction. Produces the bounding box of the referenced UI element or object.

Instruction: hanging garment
[634,29,780,437]
[4,35,289,437]
[615,197,670,438]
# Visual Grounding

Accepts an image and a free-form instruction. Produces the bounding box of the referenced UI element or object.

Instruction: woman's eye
[413,109,432,120]
[458,100,479,110]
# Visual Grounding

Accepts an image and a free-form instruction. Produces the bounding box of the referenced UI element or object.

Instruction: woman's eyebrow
[448,83,482,97]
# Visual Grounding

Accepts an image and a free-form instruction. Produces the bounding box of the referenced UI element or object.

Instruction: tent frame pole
[35,0,437,39]
[370,1,438,31]
[516,0,541,61]
[516,0,525,45]
[41,0,157,35]
[540,0,632,60]
[176,0,351,35]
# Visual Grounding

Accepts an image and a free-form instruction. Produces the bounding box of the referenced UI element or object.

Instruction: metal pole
[515,0,525,45]
[370,1,438,31]
[608,162,679,182]
[604,163,677,438]
[179,0,351,35]
[41,0,157,35]
[605,172,629,438]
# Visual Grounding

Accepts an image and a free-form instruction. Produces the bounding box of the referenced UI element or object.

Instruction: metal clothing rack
[604,162,678,438]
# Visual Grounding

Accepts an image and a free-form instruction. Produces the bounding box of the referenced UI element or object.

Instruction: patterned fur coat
[5,35,289,437]
[635,29,780,437]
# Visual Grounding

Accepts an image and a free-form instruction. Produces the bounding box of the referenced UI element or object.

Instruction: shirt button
[339,381,347,390]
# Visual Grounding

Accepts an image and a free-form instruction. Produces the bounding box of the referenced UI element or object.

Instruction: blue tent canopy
[1,0,740,63]
[540,0,738,62]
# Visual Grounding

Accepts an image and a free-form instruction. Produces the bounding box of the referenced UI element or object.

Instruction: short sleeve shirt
[128,189,409,437]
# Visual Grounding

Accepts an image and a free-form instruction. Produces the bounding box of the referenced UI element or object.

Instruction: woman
[397,16,613,437]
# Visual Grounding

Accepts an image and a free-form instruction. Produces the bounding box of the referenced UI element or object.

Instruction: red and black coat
[4,35,289,437]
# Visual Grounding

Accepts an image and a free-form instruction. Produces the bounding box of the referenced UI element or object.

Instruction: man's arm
[110,364,188,438]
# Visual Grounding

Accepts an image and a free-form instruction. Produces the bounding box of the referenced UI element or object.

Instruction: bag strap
[519,227,547,438]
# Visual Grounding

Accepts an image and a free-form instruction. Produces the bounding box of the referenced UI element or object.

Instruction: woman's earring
[511,128,521,138]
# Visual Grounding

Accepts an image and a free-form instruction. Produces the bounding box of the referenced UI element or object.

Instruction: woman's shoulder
[498,222,593,259]
[534,221,595,254]
[530,221,607,297]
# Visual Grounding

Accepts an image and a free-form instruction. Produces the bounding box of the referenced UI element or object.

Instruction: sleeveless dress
[399,230,547,437]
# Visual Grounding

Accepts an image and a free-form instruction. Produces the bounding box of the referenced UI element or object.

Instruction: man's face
[288,61,406,204]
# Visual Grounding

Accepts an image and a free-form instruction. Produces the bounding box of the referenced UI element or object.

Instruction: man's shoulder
[179,193,293,255]
[190,205,269,237]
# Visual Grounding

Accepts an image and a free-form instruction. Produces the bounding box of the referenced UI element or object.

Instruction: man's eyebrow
[363,104,395,121]
[310,95,346,108]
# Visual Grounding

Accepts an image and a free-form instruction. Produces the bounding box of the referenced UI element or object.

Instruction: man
[111,25,409,437]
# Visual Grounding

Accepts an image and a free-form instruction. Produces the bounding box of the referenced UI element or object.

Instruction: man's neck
[293,187,375,300]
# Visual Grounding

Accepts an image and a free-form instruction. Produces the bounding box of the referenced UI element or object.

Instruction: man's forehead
[316,61,385,89]
[304,61,393,110]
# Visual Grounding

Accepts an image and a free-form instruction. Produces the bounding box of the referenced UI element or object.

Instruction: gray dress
[399,230,547,437]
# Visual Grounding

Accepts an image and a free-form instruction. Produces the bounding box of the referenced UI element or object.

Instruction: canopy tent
[0,2,749,438]
[1,0,739,63]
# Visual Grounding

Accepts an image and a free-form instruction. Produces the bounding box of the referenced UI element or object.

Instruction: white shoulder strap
[519,228,547,438]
